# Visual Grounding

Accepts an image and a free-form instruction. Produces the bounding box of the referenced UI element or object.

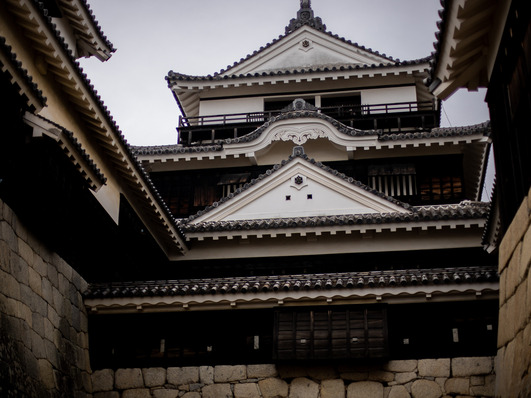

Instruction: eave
[55,0,115,61]
[84,266,498,314]
[168,61,431,119]
[0,36,46,112]
[429,0,511,99]
[4,0,187,257]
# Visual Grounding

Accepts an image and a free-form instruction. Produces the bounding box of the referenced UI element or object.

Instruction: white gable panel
[189,156,409,224]
[225,175,380,221]
[226,27,390,76]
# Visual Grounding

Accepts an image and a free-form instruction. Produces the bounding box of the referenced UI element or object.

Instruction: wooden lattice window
[368,164,417,198]
[274,306,388,361]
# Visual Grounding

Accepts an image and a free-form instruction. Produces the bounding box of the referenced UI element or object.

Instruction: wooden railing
[177,101,438,146]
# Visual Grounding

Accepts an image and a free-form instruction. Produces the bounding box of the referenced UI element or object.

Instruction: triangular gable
[188,147,410,224]
[225,26,393,76]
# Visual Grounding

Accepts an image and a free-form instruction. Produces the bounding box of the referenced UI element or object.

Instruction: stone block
[340,372,368,382]
[152,389,179,398]
[0,240,11,273]
[470,375,484,386]
[410,379,442,398]
[200,366,214,384]
[444,378,469,395]
[10,253,28,286]
[214,365,246,382]
[181,393,201,398]
[384,360,417,373]
[307,366,338,380]
[167,366,199,385]
[515,283,528,333]
[115,368,144,390]
[142,367,166,387]
[289,377,319,398]
[451,357,492,377]
[30,330,46,359]
[347,381,383,398]
[506,243,522,299]
[38,359,55,390]
[94,393,120,398]
[470,374,495,397]
[321,379,345,398]
[0,220,17,251]
[28,267,41,295]
[369,370,394,383]
[247,364,277,379]
[522,224,531,274]
[388,385,410,398]
[46,262,59,289]
[122,389,151,398]
[277,365,307,379]
[17,238,34,267]
[500,198,531,269]
[395,372,416,384]
[234,382,261,398]
[418,358,450,377]
[202,383,232,398]
[259,377,289,398]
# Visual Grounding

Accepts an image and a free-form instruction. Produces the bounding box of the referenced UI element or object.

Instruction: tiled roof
[378,121,491,141]
[10,0,186,250]
[29,113,107,185]
[134,143,223,156]
[182,201,489,233]
[166,57,431,84]
[167,0,408,81]
[425,0,448,88]
[84,265,498,299]
[132,118,490,157]
[0,36,47,109]
[182,145,412,224]
[73,0,116,53]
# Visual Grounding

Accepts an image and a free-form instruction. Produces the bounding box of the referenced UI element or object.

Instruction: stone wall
[0,199,92,397]
[496,188,531,397]
[91,357,495,398]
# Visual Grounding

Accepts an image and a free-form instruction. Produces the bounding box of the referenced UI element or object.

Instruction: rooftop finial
[285,0,326,34]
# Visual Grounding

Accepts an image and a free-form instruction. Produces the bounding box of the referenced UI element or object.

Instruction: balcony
[177,101,439,146]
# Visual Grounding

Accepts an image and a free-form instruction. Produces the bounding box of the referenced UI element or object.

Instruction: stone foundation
[92,357,495,398]
[496,188,531,397]
[0,199,92,397]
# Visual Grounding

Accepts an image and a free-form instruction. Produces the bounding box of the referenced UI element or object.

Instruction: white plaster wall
[199,97,263,122]
[224,177,378,221]
[361,86,417,113]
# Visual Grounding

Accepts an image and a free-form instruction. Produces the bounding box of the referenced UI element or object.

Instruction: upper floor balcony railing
[178,101,439,146]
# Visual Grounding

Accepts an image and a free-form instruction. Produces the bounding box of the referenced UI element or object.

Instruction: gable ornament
[272,128,326,145]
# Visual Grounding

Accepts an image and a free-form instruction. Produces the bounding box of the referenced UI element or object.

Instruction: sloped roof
[167,57,430,84]
[55,0,115,60]
[182,202,490,234]
[183,145,412,225]
[0,36,47,112]
[167,0,402,83]
[84,265,498,313]
[133,119,490,157]
[3,0,187,256]
[427,0,503,98]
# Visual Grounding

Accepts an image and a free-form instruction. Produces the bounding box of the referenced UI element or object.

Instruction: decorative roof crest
[286,0,326,34]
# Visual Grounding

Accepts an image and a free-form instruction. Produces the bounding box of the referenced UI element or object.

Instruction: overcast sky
[79,0,490,146]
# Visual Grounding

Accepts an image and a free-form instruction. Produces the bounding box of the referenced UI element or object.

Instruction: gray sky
[79,0,490,146]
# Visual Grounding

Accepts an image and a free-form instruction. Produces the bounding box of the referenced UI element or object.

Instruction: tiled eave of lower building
[84,266,498,314]
[181,202,489,241]
[3,0,187,256]
[134,120,490,165]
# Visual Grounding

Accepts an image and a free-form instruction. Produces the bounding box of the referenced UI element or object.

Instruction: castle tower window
[218,173,251,197]
[274,305,388,361]
[368,164,417,198]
